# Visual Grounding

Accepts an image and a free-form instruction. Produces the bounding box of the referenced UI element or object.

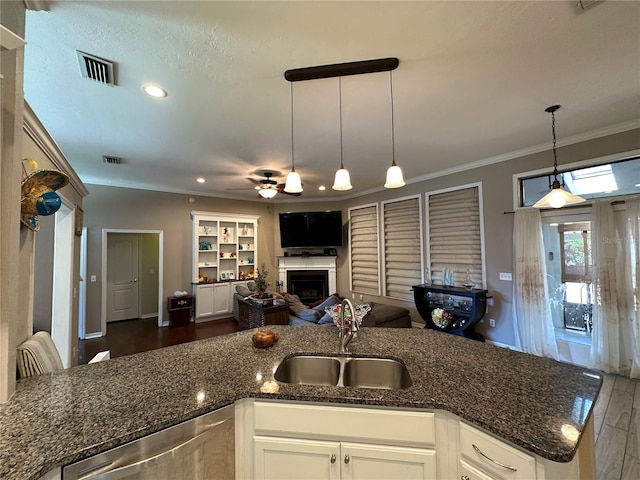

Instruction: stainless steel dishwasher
[62,405,234,480]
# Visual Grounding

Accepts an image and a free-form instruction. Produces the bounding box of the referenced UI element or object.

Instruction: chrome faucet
[338,299,359,353]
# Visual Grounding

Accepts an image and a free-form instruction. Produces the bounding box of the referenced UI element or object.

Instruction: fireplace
[278,256,337,302]
[287,270,329,304]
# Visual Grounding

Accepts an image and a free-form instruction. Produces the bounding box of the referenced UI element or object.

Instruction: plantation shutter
[349,204,380,295]
[383,197,422,300]
[427,186,483,287]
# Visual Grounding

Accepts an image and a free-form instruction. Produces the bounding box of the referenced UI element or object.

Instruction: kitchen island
[0,326,601,480]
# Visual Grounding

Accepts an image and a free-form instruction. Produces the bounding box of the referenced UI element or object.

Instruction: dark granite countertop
[0,327,602,480]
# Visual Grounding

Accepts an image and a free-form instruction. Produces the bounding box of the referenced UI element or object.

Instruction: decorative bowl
[325,303,371,328]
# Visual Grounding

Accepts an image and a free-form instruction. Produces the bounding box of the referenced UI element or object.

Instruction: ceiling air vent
[102,155,122,165]
[575,0,603,13]
[76,50,115,85]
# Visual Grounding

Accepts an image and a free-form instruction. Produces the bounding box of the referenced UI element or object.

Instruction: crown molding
[23,0,50,11]
[23,101,89,197]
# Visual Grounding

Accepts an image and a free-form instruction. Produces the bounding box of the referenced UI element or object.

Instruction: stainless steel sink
[274,354,412,390]
[342,357,413,390]
[274,355,341,386]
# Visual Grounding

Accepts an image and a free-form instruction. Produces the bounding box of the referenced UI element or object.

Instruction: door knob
[330,454,336,464]
[133,278,138,283]
[344,454,350,464]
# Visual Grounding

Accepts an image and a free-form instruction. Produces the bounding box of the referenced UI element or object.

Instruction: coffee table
[238,298,290,330]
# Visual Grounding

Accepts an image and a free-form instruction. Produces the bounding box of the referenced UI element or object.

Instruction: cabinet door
[195,284,214,319]
[254,436,340,480]
[213,283,231,315]
[341,442,437,480]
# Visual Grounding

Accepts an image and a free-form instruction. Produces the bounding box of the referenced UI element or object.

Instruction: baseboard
[486,339,518,351]
[141,313,159,319]
[84,332,102,339]
[411,321,425,329]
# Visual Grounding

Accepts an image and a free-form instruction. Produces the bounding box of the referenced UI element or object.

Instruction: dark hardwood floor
[78,317,240,364]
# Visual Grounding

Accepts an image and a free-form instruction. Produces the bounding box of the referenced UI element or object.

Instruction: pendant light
[332,77,352,191]
[284,82,303,194]
[533,105,586,209]
[384,71,405,188]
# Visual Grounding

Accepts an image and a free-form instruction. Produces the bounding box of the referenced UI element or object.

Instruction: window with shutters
[425,184,485,288]
[382,196,423,300]
[349,204,380,295]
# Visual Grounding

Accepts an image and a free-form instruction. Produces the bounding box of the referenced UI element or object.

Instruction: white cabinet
[238,400,438,480]
[194,284,215,319]
[191,211,258,321]
[213,282,231,315]
[254,437,435,480]
[458,422,536,480]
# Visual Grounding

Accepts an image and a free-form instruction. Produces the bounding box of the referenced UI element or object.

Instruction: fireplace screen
[287,270,329,304]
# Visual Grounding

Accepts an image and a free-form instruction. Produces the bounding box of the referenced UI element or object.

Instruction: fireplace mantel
[277,256,337,294]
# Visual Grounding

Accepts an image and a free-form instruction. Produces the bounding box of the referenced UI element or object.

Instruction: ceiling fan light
[284,170,303,193]
[258,188,277,199]
[384,164,405,188]
[332,168,352,191]
[532,187,586,209]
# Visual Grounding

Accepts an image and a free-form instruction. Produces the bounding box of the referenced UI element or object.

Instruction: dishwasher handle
[78,417,230,480]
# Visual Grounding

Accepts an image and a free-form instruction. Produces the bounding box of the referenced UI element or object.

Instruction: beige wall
[82,127,639,346]
[82,187,275,334]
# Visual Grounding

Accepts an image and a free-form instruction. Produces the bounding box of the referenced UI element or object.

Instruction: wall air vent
[575,0,603,13]
[102,155,122,165]
[76,50,116,85]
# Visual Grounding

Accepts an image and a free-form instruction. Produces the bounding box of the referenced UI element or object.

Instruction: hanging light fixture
[384,70,405,188]
[332,77,352,191]
[258,187,277,199]
[533,105,586,209]
[284,82,303,194]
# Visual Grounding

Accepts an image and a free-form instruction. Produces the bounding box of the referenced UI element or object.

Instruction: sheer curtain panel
[589,200,635,376]
[513,208,559,359]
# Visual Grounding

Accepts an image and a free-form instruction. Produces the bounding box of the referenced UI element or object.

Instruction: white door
[107,233,139,322]
[254,436,341,480]
[341,442,437,480]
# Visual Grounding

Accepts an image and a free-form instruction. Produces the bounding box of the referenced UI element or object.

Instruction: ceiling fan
[248,170,302,198]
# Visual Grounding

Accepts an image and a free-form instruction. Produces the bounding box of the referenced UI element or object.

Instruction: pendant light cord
[390,71,397,167]
[339,77,344,169]
[290,82,295,172]
[551,109,558,178]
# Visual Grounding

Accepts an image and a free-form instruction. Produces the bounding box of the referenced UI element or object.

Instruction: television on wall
[279,211,343,248]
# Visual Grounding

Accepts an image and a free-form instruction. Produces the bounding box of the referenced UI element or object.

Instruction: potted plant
[250,263,272,305]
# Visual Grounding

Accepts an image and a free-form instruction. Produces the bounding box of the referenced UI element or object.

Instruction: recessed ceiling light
[318,185,326,191]
[196,177,205,183]
[142,83,168,98]
[636,183,640,188]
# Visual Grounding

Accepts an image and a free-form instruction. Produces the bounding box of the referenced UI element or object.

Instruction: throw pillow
[284,293,321,322]
[236,285,251,297]
[247,281,256,291]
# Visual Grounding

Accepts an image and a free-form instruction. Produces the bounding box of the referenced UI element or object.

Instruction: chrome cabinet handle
[472,444,518,471]
[461,476,470,480]
[330,454,336,464]
[344,454,350,464]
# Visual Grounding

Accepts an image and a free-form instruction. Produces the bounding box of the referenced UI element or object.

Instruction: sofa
[233,282,412,328]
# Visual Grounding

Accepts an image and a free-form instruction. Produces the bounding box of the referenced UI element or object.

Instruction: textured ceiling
[23,1,640,201]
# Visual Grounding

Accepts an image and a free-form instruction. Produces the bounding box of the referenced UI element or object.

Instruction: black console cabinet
[413,284,488,341]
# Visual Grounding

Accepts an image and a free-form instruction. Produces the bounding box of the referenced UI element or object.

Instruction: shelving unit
[191,211,259,322]
[413,284,488,341]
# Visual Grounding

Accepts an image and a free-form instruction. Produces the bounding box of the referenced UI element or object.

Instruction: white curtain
[628,198,640,378]
[513,208,558,359]
[590,199,638,377]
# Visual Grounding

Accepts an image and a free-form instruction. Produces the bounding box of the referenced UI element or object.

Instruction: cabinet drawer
[459,459,496,480]
[459,422,535,480]
[254,401,435,447]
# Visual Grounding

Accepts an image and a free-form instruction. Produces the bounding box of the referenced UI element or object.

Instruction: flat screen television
[279,211,343,248]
